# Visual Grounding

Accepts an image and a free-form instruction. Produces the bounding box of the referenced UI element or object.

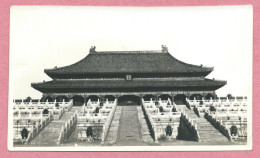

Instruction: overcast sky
[10,5,253,99]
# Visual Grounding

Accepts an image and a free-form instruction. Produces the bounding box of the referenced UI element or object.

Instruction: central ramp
[115,105,147,146]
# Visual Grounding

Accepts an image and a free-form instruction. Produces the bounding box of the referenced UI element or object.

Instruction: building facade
[32,46,226,106]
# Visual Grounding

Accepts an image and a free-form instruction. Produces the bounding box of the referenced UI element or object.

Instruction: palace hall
[31,45,226,106]
[13,46,247,146]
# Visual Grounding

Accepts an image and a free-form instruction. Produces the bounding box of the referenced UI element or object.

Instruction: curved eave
[167,52,214,73]
[31,79,226,93]
[44,70,213,79]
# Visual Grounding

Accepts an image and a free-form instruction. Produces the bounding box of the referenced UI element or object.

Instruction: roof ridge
[93,50,163,54]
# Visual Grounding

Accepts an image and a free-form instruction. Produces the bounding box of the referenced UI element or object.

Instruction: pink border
[0,0,259,157]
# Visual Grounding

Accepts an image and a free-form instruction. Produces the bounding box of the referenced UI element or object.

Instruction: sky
[9,5,253,99]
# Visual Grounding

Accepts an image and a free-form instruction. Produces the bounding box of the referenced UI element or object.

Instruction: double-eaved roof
[32,46,226,93]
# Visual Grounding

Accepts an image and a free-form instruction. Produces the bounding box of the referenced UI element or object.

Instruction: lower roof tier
[31,78,226,93]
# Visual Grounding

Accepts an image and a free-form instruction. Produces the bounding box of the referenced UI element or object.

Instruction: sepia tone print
[9,6,252,151]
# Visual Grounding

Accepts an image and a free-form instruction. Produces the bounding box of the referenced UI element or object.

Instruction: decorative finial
[89,46,96,53]
[161,45,168,53]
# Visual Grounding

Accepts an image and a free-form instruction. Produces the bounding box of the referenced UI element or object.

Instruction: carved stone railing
[13,100,72,120]
[13,114,53,144]
[57,112,78,144]
[76,99,117,142]
[193,106,201,117]
[186,97,247,109]
[185,98,191,109]
[180,112,200,141]
[101,99,117,142]
[141,99,158,142]
[204,112,231,141]
[14,100,73,111]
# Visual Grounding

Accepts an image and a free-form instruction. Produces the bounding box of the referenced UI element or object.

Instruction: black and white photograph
[8,6,252,151]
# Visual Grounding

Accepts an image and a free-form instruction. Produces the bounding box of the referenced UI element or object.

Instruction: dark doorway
[118,95,141,106]
[174,94,187,105]
[205,93,215,100]
[142,95,155,101]
[86,95,100,102]
[45,96,54,102]
[104,95,116,101]
[159,94,172,101]
[71,95,84,106]
[189,94,203,100]
[55,96,69,102]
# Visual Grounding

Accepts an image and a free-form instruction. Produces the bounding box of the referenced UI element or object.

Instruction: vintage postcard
[8,5,252,151]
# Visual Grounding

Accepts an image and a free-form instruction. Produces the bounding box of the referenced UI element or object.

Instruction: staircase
[114,105,147,146]
[30,106,82,145]
[104,106,122,144]
[177,105,228,142]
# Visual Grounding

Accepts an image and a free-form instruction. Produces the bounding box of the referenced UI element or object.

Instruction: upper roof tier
[44,46,214,79]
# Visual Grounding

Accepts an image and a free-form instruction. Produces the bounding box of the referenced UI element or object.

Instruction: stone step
[197,123,214,128]
[199,132,224,138]
[158,105,228,143]
[198,129,220,133]
[198,126,217,131]
[29,107,80,145]
[112,106,149,145]
[199,137,228,142]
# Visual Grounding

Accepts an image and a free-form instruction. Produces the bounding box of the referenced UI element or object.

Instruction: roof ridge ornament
[89,46,96,53]
[161,45,168,53]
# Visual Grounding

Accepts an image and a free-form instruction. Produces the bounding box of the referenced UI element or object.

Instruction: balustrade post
[29,111,32,118]
[18,111,21,118]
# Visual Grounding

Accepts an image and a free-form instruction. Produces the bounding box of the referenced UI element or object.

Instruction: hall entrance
[71,95,84,106]
[118,95,141,106]
[174,94,187,105]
